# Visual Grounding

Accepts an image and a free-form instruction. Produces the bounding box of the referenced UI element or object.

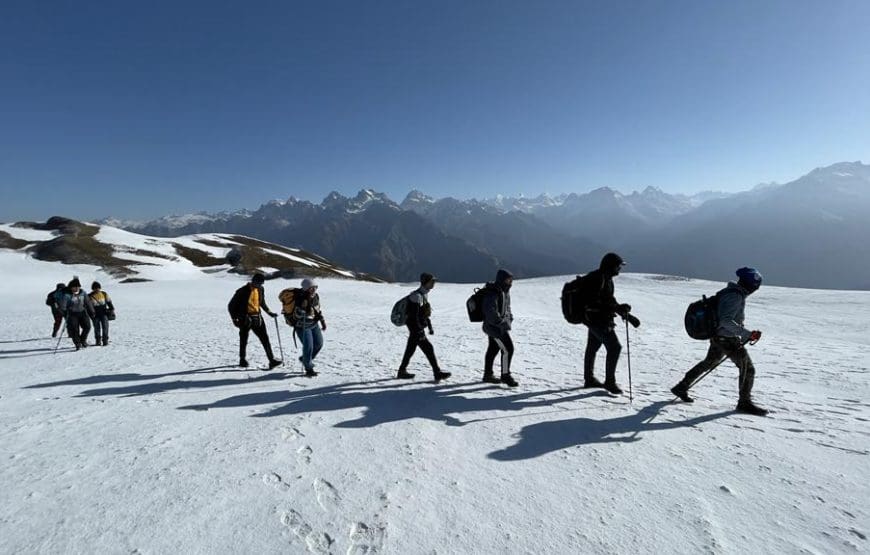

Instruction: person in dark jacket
[88,281,115,346]
[482,269,518,387]
[397,273,451,382]
[59,278,95,350]
[46,283,66,337]
[292,278,327,377]
[227,273,281,369]
[581,253,634,394]
[671,267,768,416]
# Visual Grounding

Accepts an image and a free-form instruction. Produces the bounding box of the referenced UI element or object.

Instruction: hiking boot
[434,370,452,383]
[603,381,623,395]
[102,338,109,346]
[80,342,88,349]
[671,385,694,403]
[268,359,283,370]
[74,343,81,351]
[736,399,769,416]
[584,376,605,389]
[239,359,249,368]
[482,373,501,384]
[51,331,57,338]
[397,370,416,379]
[305,368,319,377]
[501,373,519,388]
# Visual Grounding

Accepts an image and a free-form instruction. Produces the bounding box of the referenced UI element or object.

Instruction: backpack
[391,295,410,326]
[684,293,720,340]
[278,288,301,326]
[466,283,497,322]
[561,275,589,324]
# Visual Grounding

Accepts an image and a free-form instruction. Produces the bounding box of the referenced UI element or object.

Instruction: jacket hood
[495,269,513,287]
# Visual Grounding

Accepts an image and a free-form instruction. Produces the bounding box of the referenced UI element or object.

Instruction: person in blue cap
[671,267,768,416]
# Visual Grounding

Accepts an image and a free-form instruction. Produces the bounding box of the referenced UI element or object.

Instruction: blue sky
[1,0,868,221]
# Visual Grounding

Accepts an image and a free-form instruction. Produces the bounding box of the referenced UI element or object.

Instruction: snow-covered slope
[0,217,376,282]
[0,257,867,553]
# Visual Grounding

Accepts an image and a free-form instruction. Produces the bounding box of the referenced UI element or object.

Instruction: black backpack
[684,293,721,340]
[561,274,600,325]
[466,283,497,322]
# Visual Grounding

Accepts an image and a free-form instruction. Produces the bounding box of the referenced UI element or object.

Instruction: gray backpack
[391,295,410,326]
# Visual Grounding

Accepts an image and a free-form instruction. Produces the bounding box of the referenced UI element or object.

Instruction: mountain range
[101,161,870,289]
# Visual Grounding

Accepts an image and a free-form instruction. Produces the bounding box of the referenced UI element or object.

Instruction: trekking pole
[624,317,633,403]
[684,338,755,393]
[53,318,66,355]
[272,315,284,365]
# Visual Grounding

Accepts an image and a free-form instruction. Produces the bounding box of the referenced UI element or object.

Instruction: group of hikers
[223,252,770,417]
[45,252,768,416]
[46,278,116,350]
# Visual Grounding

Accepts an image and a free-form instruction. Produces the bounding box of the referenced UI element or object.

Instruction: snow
[0,223,57,243]
[261,248,322,268]
[1,256,868,553]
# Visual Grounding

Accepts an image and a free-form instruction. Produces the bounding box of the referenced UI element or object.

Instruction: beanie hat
[301,278,316,290]
[68,278,81,288]
[92,281,102,290]
[600,252,625,273]
[251,273,265,285]
[736,267,763,291]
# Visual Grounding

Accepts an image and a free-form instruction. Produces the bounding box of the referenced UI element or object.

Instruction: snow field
[0,255,868,554]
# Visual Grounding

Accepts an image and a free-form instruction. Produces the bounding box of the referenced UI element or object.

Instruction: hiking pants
[678,337,756,401]
[399,327,440,375]
[66,312,91,347]
[51,308,63,336]
[295,325,323,371]
[93,314,109,344]
[485,332,514,376]
[239,315,275,361]
[585,324,622,382]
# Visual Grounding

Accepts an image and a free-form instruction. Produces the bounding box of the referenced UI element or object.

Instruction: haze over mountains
[106,162,870,290]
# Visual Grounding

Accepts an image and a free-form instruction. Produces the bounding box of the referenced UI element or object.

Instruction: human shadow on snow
[69,371,298,398]
[178,378,608,427]
[488,401,733,462]
[1,346,76,359]
[0,337,47,344]
[24,365,244,389]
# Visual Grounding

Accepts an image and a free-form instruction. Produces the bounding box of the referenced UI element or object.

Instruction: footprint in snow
[347,521,386,554]
[297,445,313,464]
[263,472,291,492]
[313,477,340,510]
[280,510,333,554]
[282,427,305,441]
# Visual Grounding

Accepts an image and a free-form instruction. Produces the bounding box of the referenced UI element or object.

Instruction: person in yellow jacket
[227,273,282,369]
[88,281,115,346]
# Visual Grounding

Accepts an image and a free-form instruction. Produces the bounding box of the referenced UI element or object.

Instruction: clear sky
[1,0,869,221]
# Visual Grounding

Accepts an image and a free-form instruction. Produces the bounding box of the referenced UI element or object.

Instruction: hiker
[671,267,768,416]
[397,273,451,382]
[59,278,95,350]
[88,281,115,346]
[227,273,282,369]
[290,278,327,377]
[46,283,66,337]
[482,269,518,387]
[581,253,635,395]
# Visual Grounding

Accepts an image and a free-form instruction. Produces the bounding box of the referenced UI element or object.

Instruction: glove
[617,303,632,316]
[625,313,641,328]
[749,330,762,342]
[320,320,327,331]
[428,324,434,335]
[232,318,241,328]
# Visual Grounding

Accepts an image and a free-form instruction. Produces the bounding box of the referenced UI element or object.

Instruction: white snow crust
[1,255,868,553]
